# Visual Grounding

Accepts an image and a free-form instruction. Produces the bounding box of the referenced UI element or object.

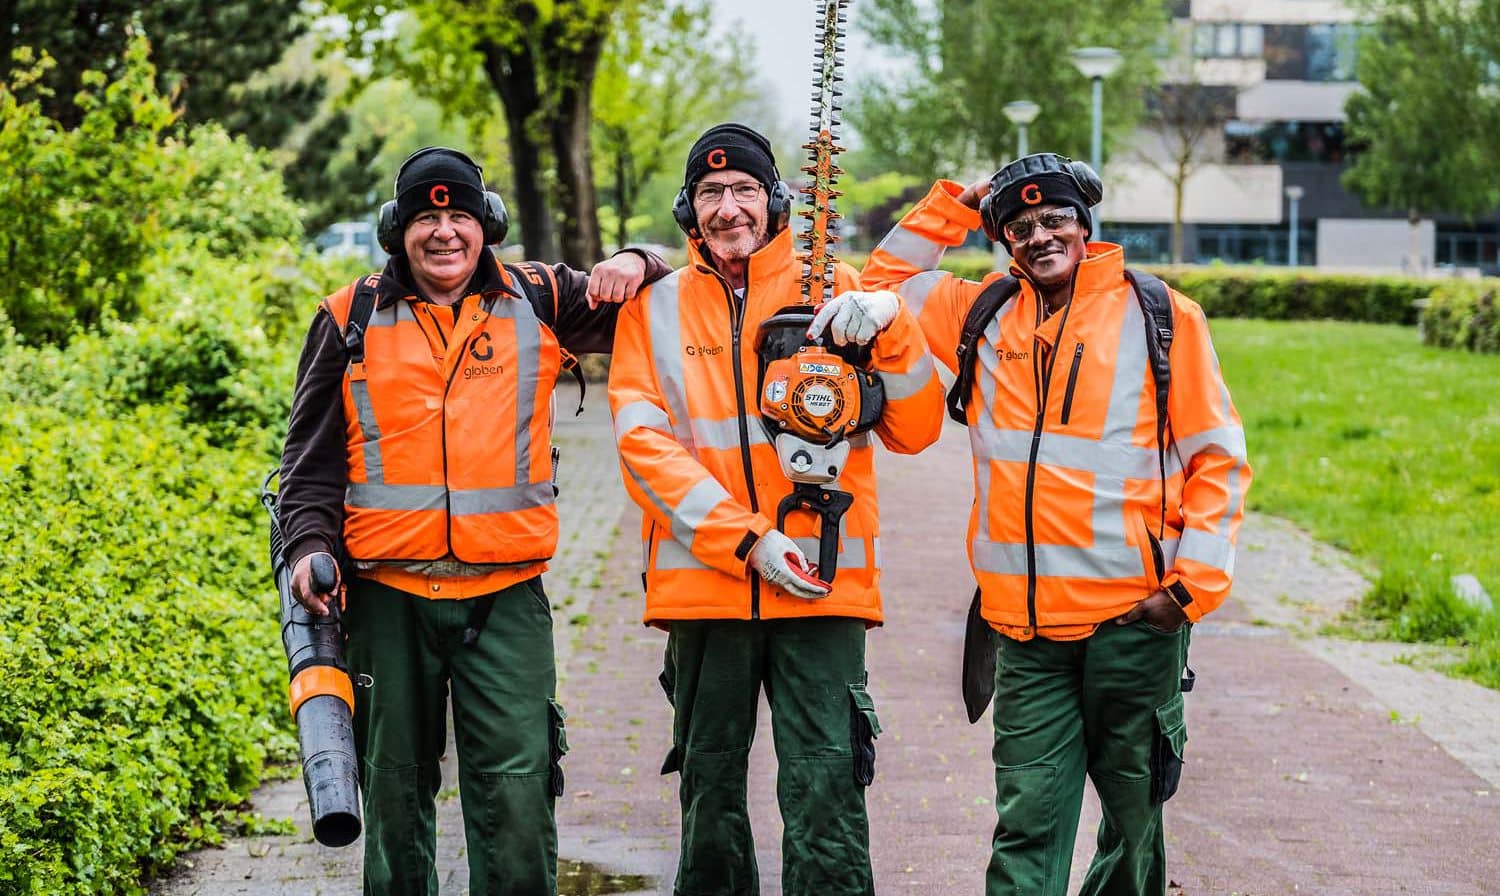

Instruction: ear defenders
[673,123,792,240]
[978,152,1103,244]
[377,147,509,254]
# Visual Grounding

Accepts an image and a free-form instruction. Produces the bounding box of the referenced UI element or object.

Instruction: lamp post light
[1285,184,1304,267]
[1071,46,1122,238]
[1002,100,1041,159]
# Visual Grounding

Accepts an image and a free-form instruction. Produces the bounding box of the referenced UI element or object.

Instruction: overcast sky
[705,0,892,142]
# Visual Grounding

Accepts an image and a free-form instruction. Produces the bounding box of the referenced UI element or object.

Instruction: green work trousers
[986,619,1190,896]
[343,576,566,896]
[661,617,879,896]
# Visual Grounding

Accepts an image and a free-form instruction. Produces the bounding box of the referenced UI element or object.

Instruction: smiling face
[1006,203,1088,291]
[692,171,771,267]
[403,209,484,301]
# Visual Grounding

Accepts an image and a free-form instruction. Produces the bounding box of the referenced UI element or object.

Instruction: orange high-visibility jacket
[320,265,563,565]
[863,180,1252,636]
[608,228,945,625]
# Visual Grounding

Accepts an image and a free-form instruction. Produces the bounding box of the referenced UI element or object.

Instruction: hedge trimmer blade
[798,0,849,307]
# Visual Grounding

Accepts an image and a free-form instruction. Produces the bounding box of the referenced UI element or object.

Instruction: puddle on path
[557,859,656,895]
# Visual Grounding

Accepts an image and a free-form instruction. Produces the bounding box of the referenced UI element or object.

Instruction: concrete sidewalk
[153,395,1499,895]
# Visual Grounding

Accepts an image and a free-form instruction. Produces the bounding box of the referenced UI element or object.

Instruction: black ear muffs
[376,148,510,254]
[979,153,1102,244]
[673,179,794,240]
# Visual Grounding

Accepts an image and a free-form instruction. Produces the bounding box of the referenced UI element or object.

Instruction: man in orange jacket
[608,123,944,895]
[863,153,1252,895]
[278,146,668,895]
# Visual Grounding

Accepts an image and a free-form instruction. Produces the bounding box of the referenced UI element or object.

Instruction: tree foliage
[848,0,1168,176]
[1343,0,1500,223]
[591,0,757,247]
[326,0,633,266]
[1136,81,1237,262]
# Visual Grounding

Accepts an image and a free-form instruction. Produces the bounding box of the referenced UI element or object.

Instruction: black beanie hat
[395,148,487,226]
[984,153,1102,251]
[683,123,779,192]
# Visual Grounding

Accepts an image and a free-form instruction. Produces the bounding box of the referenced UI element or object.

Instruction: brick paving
[153,394,1500,895]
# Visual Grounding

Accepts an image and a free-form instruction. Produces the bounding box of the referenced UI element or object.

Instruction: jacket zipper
[1059,342,1084,425]
[1021,280,1076,632]
[1146,528,1166,586]
[707,270,762,619]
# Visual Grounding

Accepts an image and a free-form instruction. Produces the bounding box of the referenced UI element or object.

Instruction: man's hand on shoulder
[586,252,648,309]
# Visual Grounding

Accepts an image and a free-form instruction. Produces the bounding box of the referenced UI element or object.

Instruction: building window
[1224,121,1347,164]
[1305,24,1362,82]
[1108,224,1172,264]
[1194,23,1264,59]
[1436,225,1500,273]
[1196,223,1315,266]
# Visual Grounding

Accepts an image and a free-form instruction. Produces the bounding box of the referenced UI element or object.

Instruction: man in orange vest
[863,153,1252,895]
[277,147,668,895]
[607,123,944,894]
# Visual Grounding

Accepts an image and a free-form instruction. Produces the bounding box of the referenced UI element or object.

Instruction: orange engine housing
[760,347,863,442]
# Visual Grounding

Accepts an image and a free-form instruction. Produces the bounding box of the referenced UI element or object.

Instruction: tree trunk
[479,41,559,262]
[548,25,607,267]
[1171,171,1187,264]
[615,143,633,248]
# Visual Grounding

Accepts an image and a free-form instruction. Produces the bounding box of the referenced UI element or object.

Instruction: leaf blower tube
[259,471,362,848]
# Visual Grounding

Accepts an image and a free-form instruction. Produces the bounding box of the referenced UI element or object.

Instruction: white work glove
[749,529,830,600]
[806,290,900,347]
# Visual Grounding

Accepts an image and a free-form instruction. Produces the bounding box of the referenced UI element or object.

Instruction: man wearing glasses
[863,153,1251,895]
[607,122,943,894]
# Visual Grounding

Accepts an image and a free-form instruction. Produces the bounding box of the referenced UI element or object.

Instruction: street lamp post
[1071,47,1123,238]
[1002,100,1041,160]
[1285,185,1304,267]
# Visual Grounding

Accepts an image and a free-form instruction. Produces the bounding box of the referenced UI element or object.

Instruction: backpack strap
[946,275,1023,424]
[344,274,381,364]
[505,262,587,416]
[1123,268,1174,536]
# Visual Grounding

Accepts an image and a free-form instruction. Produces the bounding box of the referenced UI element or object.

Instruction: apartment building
[1101,0,1497,273]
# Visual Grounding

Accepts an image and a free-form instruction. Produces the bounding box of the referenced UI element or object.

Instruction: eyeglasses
[693,182,765,205]
[1002,207,1080,243]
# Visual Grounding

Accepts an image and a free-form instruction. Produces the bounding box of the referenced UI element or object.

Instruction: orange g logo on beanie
[430,184,450,207]
[707,148,728,169]
[1021,183,1043,205]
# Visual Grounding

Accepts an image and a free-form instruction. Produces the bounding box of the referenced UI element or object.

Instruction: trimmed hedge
[1422,281,1500,353]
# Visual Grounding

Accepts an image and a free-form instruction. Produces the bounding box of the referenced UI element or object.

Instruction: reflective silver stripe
[614,401,673,441]
[673,477,733,546]
[970,301,1015,541]
[348,380,385,483]
[487,296,544,487]
[1091,300,1153,547]
[364,303,403,330]
[877,225,945,272]
[346,482,446,511]
[648,272,696,450]
[1179,528,1234,573]
[877,354,935,400]
[690,415,773,451]
[973,539,1146,580]
[654,537,712,571]
[450,480,555,516]
[873,536,882,568]
[898,270,947,315]
[792,537,870,570]
[1174,424,1248,461]
[972,429,1184,480]
[1219,462,1245,543]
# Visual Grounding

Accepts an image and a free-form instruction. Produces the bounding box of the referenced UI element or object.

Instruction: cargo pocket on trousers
[657,657,682,775]
[848,682,882,787]
[1150,692,1187,805]
[548,698,569,798]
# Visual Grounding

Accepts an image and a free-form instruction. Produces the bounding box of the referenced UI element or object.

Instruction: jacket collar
[685,226,798,286]
[374,248,521,309]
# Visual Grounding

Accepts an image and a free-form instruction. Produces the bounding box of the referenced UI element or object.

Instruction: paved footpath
[154,389,1499,895]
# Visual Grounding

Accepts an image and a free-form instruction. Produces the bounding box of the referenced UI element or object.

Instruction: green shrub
[1422,281,1500,353]
[0,402,289,895]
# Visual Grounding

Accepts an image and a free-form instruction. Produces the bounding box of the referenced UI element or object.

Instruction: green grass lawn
[1214,319,1500,686]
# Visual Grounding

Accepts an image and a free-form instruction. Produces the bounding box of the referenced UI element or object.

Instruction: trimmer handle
[776,485,854,580]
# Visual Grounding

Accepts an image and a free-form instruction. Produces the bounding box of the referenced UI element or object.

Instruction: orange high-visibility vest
[608,228,945,625]
[863,181,1252,636]
[321,268,563,565]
